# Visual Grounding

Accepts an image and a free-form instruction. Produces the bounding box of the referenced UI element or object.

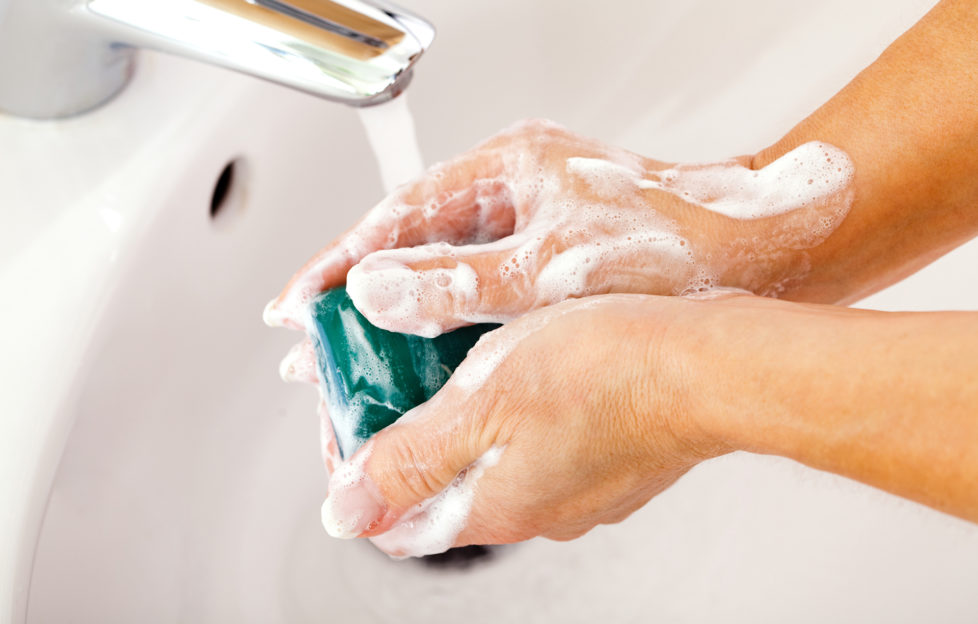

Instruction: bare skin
[269,0,978,552]
[345,294,978,552]
[752,0,978,304]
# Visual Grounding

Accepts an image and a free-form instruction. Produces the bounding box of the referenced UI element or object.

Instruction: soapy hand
[318,294,726,556]
[268,118,855,549]
[319,287,978,554]
[265,119,853,338]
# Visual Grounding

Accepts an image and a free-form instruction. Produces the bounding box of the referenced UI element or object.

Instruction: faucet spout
[0,0,435,118]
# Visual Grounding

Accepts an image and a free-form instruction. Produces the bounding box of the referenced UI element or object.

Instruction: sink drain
[417,545,505,570]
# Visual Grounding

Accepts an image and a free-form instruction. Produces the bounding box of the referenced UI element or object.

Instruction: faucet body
[0,0,434,118]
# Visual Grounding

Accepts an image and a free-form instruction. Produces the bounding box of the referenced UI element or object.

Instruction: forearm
[688,296,978,522]
[753,0,978,304]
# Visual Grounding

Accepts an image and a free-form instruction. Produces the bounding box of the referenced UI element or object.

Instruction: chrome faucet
[0,0,435,118]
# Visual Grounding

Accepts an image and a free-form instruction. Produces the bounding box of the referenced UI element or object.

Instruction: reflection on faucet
[0,0,435,118]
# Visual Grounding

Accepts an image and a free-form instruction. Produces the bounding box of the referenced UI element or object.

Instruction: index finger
[263,148,513,329]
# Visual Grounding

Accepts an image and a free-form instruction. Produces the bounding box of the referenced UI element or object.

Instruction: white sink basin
[3,0,977,622]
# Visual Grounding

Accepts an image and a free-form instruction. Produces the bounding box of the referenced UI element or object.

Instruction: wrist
[662,143,857,301]
[676,298,978,522]
[629,295,740,465]
[649,294,832,460]
[676,296,880,460]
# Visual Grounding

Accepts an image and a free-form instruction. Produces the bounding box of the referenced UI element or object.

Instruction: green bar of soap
[309,287,500,459]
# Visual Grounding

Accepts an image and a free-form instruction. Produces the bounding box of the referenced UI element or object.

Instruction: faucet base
[0,3,135,119]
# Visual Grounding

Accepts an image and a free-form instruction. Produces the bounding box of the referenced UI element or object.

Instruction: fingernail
[263,298,286,327]
[264,297,310,331]
[321,453,386,539]
[279,341,317,383]
[278,353,297,382]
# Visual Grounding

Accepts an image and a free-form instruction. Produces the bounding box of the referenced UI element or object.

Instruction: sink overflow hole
[210,161,237,219]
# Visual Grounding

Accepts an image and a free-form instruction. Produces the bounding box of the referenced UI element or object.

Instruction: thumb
[346,237,536,337]
[320,391,488,539]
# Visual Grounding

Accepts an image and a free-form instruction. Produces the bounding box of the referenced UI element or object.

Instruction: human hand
[317,287,978,555]
[318,294,730,557]
[264,119,853,338]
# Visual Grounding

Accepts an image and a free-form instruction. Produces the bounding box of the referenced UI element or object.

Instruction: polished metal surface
[0,0,434,118]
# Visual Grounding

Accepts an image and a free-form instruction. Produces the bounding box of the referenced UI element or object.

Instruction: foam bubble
[346,244,486,338]
[565,156,641,199]
[641,142,854,220]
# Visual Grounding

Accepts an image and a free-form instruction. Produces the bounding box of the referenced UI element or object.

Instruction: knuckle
[385,436,444,503]
[512,117,563,138]
[484,118,566,152]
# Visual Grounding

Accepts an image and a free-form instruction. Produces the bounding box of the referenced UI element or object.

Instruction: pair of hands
[265,120,848,556]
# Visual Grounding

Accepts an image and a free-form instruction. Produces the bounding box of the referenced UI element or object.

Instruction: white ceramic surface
[3,0,978,622]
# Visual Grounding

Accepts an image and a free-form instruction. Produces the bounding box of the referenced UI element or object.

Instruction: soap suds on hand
[267,119,857,557]
[345,125,855,335]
